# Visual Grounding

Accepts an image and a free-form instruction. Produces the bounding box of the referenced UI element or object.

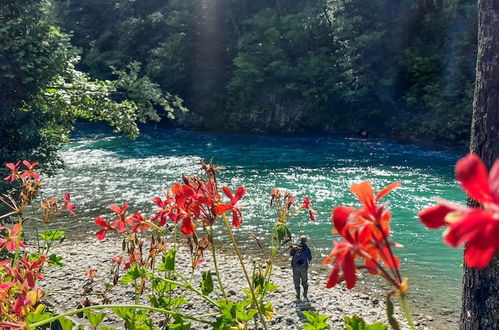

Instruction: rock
[440,308,454,315]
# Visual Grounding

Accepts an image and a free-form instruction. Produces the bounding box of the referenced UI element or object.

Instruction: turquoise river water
[38,126,466,318]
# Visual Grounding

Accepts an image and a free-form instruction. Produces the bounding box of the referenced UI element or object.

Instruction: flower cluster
[2,161,76,221]
[0,256,46,328]
[270,188,317,223]
[94,161,246,241]
[0,161,75,328]
[323,181,403,290]
[419,153,499,268]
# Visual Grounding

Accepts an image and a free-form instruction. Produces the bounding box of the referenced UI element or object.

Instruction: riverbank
[37,237,455,329]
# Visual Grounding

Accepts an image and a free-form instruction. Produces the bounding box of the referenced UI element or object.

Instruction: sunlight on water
[39,125,466,314]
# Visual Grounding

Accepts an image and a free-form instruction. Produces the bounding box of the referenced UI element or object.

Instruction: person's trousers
[292,267,308,298]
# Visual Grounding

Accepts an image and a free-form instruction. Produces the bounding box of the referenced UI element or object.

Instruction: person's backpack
[292,247,308,268]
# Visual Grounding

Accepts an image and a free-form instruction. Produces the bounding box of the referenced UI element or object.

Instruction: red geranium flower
[0,224,27,251]
[419,153,499,268]
[214,186,246,228]
[110,202,131,232]
[129,212,151,233]
[84,268,97,279]
[324,206,360,289]
[64,193,77,216]
[94,217,112,240]
[20,161,40,181]
[3,161,21,183]
[324,182,403,291]
[20,256,46,288]
[301,197,318,222]
[169,183,197,235]
[151,195,173,226]
[347,181,401,240]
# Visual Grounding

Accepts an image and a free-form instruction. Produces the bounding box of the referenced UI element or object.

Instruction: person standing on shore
[290,235,312,301]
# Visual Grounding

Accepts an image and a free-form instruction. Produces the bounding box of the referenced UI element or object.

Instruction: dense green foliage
[1,0,478,169]
[0,0,184,173]
[54,0,477,144]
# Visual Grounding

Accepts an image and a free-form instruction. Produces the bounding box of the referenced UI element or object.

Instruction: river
[37,125,466,322]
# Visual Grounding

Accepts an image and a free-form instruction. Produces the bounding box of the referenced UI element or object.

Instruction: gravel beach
[38,237,454,329]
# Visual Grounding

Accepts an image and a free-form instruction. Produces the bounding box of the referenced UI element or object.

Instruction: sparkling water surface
[39,125,466,315]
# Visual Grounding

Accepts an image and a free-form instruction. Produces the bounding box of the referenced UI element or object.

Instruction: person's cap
[299,235,308,242]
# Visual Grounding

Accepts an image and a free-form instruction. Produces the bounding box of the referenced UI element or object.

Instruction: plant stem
[173,223,178,249]
[27,304,212,329]
[359,250,398,287]
[172,271,220,308]
[377,224,402,284]
[221,213,268,330]
[209,225,227,298]
[400,294,416,330]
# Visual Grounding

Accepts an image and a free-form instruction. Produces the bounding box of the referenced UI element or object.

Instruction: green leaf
[58,317,74,330]
[84,311,106,327]
[302,311,330,330]
[264,281,279,292]
[111,307,129,319]
[275,223,291,242]
[158,249,177,272]
[26,311,53,324]
[201,271,214,295]
[48,254,64,267]
[152,278,177,292]
[39,230,65,241]
[120,264,142,285]
[344,315,388,330]
[171,314,191,330]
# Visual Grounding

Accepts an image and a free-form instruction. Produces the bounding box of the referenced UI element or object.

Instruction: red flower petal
[444,210,492,247]
[309,209,318,222]
[222,186,234,199]
[0,282,15,290]
[455,154,493,204]
[302,197,312,209]
[96,229,107,240]
[351,181,374,206]
[171,183,183,195]
[214,203,231,215]
[342,252,357,289]
[489,159,499,202]
[325,261,340,288]
[332,206,355,235]
[233,187,246,203]
[464,245,495,269]
[94,217,107,227]
[375,182,401,201]
[180,217,195,235]
[232,210,242,228]
[418,204,455,229]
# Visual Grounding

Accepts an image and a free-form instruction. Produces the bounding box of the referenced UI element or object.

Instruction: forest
[1,0,478,169]
[58,0,477,140]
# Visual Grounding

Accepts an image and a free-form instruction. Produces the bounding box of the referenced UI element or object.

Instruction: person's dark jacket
[290,243,312,269]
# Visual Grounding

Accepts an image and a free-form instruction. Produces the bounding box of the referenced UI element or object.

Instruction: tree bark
[461,0,499,329]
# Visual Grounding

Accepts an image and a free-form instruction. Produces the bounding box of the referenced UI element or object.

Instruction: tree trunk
[461,0,499,329]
